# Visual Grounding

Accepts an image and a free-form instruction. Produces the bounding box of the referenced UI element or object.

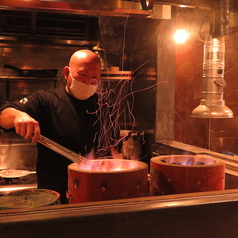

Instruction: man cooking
[0,49,121,204]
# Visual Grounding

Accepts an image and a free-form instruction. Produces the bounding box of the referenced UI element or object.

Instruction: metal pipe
[191,0,233,118]
[191,35,233,118]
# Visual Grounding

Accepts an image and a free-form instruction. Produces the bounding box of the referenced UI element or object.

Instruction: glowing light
[173,30,190,44]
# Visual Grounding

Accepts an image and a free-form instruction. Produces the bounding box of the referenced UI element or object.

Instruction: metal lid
[0,189,60,209]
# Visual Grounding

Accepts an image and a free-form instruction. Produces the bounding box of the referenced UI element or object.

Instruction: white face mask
[69,70,98,100]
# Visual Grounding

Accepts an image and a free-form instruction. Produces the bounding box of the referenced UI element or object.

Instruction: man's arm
[0,107,40,143]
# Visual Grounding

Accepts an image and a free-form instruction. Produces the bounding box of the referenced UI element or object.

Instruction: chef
[0,49,120,204]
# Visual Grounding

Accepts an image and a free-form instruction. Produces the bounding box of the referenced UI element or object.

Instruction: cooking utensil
[37,135,89,165]
[150,155,225,196]
[0,189,60,209]
[0,169,36,178]
[68,159,148,203]
[37,135,111,170]
[4,64,58,78]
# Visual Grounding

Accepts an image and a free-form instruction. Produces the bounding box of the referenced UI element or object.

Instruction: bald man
[0,50,119,203]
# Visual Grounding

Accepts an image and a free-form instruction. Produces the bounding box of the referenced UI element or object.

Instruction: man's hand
[14,113,40,143]
[0,108,40,143]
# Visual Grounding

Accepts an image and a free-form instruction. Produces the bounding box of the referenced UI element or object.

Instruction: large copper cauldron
[68,159,148,203]
[150,155,225,196]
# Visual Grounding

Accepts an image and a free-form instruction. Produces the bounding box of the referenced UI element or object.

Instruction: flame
[77,159,139,172]
[78,147,127,172]
[161,155,216,166]
[110,147,123,160]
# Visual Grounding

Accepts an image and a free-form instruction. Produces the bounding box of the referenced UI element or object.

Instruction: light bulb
[173,30,190,44]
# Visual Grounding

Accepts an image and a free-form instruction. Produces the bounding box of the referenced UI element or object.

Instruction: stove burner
[0,176,31,185]
[0,173,37,195]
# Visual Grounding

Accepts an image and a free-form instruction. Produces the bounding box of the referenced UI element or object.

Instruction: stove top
[0,173,37,195]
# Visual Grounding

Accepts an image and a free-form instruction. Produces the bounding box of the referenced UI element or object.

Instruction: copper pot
[67,159,148,203]
[150,155,225,196]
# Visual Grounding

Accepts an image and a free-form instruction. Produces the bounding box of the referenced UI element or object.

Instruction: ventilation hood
[0,0,171,47]
[0,0,171,19]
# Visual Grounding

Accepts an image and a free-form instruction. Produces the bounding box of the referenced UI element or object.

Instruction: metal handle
[37,135,87,165]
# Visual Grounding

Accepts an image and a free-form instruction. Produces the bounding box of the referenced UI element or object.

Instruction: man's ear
[64,66,70,80]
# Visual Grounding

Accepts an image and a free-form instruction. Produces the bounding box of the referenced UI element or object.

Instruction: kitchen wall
[98,16,159,132]
[0,15,159,131]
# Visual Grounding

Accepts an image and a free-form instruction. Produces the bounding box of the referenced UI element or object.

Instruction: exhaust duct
[191,36,233,118]
[191,0,233,118]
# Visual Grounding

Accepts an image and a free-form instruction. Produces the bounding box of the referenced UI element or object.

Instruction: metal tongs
[37,135,111,170]
[37,135,88,165]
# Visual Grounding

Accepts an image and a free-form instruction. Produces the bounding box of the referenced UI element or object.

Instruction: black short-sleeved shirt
[2,87,101,203]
